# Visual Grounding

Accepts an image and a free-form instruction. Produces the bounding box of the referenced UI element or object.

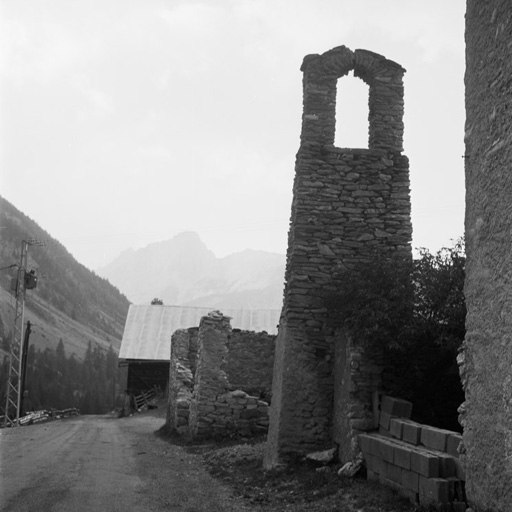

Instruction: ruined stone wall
[167,313,271,438]
[461,2,512,509]
[167,327,197,434]
[333,331,384,461]
[265,46,412,467]
[188,312,231,437]
[227,329,275,400]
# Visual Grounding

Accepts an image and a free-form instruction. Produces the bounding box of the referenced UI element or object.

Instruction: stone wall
[166,327,197,434]
[333,331,384,461]
[264,46,412,468]
[167,312,273,438]
[461,1,512,509]
[226,329,275,400]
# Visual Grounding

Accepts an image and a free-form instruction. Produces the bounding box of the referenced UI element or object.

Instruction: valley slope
[0,196,130,360]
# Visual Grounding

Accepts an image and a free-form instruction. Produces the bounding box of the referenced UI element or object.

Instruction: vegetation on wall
[326,240,466,431]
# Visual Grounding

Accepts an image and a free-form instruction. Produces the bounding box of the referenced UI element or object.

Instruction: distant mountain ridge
[0,196,130,359]
[97,232,285,310]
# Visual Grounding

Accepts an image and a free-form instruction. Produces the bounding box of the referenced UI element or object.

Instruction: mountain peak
[97,232,285,308]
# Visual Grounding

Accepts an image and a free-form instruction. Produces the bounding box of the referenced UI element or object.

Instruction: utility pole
[19,321,32,417]
[3,239,43,427]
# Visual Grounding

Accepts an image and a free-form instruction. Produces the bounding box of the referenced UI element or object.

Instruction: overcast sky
[0,1,465,270]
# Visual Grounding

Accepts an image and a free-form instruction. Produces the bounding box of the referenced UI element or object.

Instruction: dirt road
[0,414,249,512]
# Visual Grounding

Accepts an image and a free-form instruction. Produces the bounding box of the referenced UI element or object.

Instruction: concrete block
[402,420,422,445]
[389,417,404,439]
[374,437,396,463]
[393,444,412,469]
[420,425,450,452]
[454,457,466,481]
[379,411,392,430]
[379,475,403,494]
[399,488,419,505]
[367,469,379,483]
[384,461,402,484]
[447,432,463,457]
[401,468,419,492]
[411,450,439,478]
[438,452,456,477]
[378,425,391,437]
[419,476,449,505]
[359,433,372,454]
[373,455,387,475]
[380,395,413,418]
[447,476,465,502]
[364,454,379,474]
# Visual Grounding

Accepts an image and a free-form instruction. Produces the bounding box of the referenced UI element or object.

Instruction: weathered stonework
[166,327,198,434]
[461,2,512,509]
[227,329,275,400]
[264,46,412,467]
[167,312,274,438]
[333,331,384,461]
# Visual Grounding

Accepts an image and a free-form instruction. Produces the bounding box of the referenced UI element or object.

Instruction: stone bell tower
[264,46,412,467]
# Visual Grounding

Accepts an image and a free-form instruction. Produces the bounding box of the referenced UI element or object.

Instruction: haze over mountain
[97,232,285,310]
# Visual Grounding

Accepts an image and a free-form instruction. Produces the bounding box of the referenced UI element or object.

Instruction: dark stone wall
[461,2,512,508]
[226,329,275,400]
[264,46,412,467]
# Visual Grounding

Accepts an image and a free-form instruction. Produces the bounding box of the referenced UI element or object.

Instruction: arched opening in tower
[335,72,369,149]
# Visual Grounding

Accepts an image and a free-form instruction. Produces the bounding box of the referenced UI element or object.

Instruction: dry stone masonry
[227,329,275,401]
[166,327,198,434]
[167,311,274,438]
[461,1,512,509]
[264,46,412,468]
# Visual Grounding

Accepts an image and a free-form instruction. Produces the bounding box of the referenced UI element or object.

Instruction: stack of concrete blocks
[168,311,271,439]
[359,395,466,509]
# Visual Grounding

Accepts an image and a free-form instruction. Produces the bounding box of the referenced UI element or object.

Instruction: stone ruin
[166,311,275,438]
[258,43,472,508]
[264,45,412,468]
[461,1,512,509]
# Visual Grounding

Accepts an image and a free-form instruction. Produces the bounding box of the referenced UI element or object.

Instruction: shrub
[325,239,465,430]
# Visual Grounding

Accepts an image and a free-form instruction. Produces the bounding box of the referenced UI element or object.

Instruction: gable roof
[118,304,281,361]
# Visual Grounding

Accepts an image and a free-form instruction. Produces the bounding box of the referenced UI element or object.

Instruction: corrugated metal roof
[119,304,281,361]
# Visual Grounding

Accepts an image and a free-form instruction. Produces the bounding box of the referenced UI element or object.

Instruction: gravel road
[0,414,250,512]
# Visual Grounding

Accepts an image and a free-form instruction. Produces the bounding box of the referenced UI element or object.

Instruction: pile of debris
[18,408,80,426]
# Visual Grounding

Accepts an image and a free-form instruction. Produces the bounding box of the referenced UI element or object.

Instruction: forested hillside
[0,196,131,415]
[0,196,130,342]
